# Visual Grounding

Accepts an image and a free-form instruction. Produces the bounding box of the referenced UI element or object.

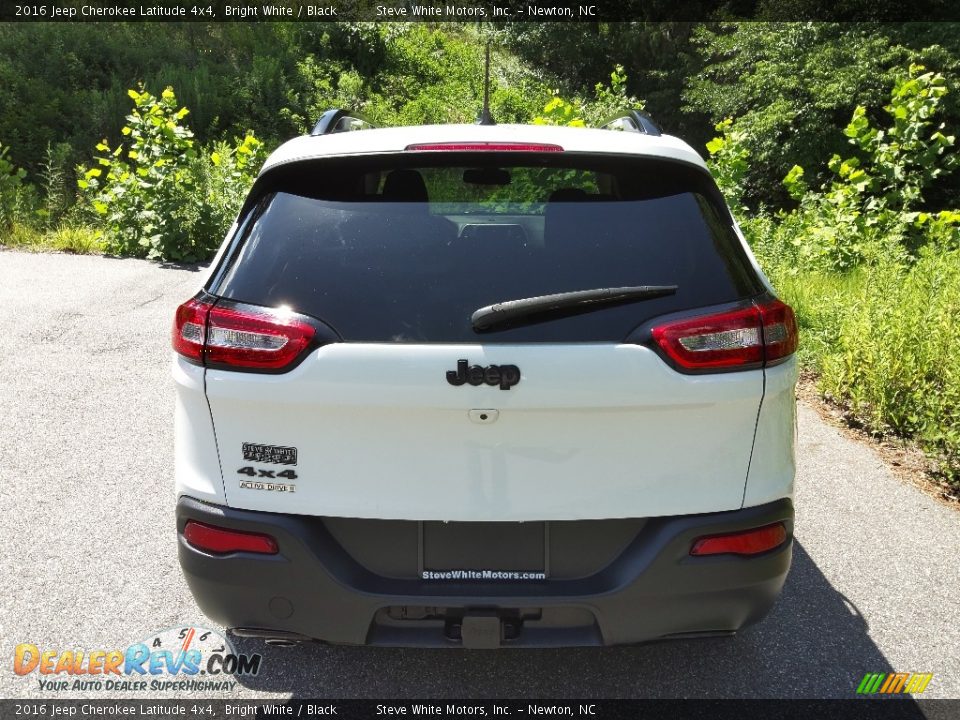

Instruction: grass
[0,222,104,254]
[764,250,960,487]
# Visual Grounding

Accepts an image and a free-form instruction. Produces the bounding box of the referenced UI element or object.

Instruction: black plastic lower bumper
[176,496,793,647]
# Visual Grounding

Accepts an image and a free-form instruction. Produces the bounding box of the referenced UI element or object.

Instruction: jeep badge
[446,359,521,390]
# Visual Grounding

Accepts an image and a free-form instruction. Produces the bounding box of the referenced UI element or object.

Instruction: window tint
[214,156,762,343]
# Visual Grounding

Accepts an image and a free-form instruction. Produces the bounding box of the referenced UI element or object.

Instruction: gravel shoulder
[1,250,958,700]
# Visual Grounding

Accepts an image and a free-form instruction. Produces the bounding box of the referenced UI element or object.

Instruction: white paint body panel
[202,343,767,521]
[744,358,798,507]
[261,124,707,173]
[173,356,225,504]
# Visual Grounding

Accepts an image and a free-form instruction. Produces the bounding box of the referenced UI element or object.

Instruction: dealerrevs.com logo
[856,672,933,694]
[14,626,262,692]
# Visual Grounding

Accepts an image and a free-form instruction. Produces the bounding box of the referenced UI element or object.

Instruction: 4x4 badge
[446,359,521,390]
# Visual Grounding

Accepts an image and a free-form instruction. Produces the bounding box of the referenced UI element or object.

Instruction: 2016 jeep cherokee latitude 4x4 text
[172,111,798,648]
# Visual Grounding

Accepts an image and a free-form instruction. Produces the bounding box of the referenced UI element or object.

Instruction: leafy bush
[685,23,960,209]
[803,65,955,269]
[178,132,266,251]
[79,87,264,262]
[79,87,198,260]
[738,65,959,275]
[0,141,27,229]
[705,118,750,218]
[532,66,642,127]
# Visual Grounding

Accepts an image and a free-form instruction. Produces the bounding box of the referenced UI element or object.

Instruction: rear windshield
[212,154,762,343]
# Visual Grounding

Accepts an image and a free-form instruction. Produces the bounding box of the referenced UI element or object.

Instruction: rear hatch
[200,150,769,521]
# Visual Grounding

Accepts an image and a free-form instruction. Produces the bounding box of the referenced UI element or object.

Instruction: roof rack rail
[598,109,662,137]
[310,109,376,136]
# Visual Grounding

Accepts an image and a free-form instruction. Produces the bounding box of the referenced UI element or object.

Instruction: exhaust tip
[230,627,313,646]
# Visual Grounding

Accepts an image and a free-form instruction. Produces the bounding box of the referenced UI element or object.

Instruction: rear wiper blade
[471,285,678,332]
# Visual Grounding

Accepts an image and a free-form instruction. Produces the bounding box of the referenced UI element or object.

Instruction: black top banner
[1,0,958,22]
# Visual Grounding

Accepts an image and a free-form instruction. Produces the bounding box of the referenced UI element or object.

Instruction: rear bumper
[176,496,793,648]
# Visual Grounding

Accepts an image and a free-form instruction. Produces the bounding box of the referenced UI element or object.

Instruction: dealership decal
[13,626,262,692]
[423,569,546,581]
[242,442,297,465]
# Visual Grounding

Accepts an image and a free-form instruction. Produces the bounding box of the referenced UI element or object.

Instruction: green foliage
[913,209,960,251]
[686,23,960,209]
[281,27,549,131]
[0,141,27,229]
[705,118,750,217]
[758,65,959,273]
[2,22,958,214]
[746,64,960,485]
[840,65,957,215]
[180,132,266,252]
[38,142,74,229]
[753,240,960,486]
[532,66,643,127]
[79,87,198,260]
[770,252,960,483]
[78,87,264,262]
[533,96,586,127]
[0,222,103,254]
[820,250,960,468]
[503,22,702,140]
[783,165,807,202]
[589,65,642,125]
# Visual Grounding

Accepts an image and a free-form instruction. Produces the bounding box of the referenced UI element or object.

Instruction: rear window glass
[213,155,762,343]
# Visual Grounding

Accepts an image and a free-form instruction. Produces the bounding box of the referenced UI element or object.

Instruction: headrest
[382,169,429,203]
[546,187,589,203]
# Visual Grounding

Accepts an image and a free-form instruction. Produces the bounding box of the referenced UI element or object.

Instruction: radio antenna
[477,42,496,126]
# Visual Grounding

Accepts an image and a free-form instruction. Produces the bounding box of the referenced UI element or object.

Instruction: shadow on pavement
[157,260,207,272]
[230,542,918,701]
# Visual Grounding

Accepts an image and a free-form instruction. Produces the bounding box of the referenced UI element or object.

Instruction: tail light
[690,522,788,557]
[172,298,210,363]
[183,521,278,555]
[758,299,799,363]
[173,297,316,371]
[651,299,797,371]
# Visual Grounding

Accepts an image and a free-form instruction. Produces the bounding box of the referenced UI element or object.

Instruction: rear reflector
[172,298,316,371]
[183,521,279,555]
[651,299,798,371]
[690,523,788,557]
[405,142,564,153]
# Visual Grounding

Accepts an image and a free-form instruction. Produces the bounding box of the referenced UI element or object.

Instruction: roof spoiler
[310,109,376,136]
[597,109,662,136]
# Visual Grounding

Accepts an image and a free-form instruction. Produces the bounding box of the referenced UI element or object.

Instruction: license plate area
[422,521,546,580]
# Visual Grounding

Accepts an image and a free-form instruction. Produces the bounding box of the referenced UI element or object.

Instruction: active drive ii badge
[242,442,297,465]
[446,359,521,390]
[239,480,296,493]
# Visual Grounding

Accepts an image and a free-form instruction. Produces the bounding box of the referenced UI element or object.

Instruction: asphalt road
[1,250,958,700]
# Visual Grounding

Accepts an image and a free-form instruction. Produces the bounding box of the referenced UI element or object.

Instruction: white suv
[172,110,798,648]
